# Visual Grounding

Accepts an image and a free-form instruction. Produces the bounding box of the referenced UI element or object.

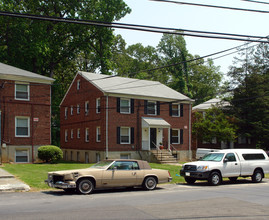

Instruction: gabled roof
[192,98,230,111]
[0,62,54,84]
[79,71,193,102]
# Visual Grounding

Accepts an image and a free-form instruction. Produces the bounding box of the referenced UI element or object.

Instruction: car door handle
[235,163,238,165]
[132,172,136,176]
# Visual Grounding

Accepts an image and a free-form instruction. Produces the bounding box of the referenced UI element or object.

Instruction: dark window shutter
[117,98,120,113]
[117,127,120,144]
[169,103,172,116]
[157,101,160,115]
[131,127,134,144]
[180,104,184,117]
[131,99,134,114]
[144,100,148,114]
[180,129,183,144]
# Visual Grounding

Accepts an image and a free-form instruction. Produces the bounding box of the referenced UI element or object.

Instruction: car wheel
[77,179,94,194]
[143,176,157,190]
[228,177,238,182]
[252,169,263,183]
[185,177,196,184]
[208,172,222,186]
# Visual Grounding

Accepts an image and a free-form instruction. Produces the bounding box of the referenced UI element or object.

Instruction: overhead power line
[150,0,269,13]
[131,41,259,74]
[241,0,269,5]
[0,10,268,43]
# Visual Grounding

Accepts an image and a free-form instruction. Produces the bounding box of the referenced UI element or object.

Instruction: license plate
[185,172,190,176]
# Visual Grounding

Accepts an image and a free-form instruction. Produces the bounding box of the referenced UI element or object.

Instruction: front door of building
[150,128,157,149]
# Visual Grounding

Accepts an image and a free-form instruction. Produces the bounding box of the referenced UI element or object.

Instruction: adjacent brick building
[60,72,193,163]
[0,63,54,163]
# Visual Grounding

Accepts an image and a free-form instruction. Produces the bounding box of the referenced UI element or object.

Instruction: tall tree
[157,33,192,97]
[111,35,167,83]
[0,0,131,76]
[188,57,223,105]
[228,43,269,149]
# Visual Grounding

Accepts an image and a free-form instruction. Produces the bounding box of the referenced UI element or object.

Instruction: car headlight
[197,165,209,171]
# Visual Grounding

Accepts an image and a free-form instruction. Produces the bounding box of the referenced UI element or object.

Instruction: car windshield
[90,160,113,169]
[200,153,224,162]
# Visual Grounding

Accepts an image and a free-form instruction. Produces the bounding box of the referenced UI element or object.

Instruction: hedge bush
[38,145,63,163]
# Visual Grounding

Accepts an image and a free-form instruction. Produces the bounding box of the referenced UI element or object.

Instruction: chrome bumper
[45,180,76,189]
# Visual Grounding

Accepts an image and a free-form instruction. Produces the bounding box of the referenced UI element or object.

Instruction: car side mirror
[224,158,228,163]
[113,167,117,171]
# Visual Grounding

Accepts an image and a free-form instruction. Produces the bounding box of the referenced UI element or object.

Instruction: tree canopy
[192,107,237,144]
[228,43,269,149]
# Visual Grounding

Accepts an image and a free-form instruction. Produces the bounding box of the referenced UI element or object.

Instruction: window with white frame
[96,98,101,113]
[171,129,179,144]
[147,101,156,115]
[15,83,29,100]
[65,107,68,119]
[120,99,130,114]
[71,129,74,139]
[120,127,130,144]
[77,80,81,90]
[15,150,29,163]
[85,101,89,115]
[77,128,80,138]
[15,117,30,137]
[85,128,89,142]
[70,106,73,115]
[172,104,180,117]
[65,129,68,142]
[77,104,80,114]
[96,127,101,142]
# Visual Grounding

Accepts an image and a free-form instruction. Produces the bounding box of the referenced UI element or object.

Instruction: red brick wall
[107,98,191,151]
[60,74,106,151]
[60,74,191,152]
[0,79,52,145]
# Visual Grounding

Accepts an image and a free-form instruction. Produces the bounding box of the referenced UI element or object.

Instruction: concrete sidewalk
[0,168,30,192]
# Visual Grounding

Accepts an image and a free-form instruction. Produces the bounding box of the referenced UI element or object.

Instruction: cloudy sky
[115,0,268,74]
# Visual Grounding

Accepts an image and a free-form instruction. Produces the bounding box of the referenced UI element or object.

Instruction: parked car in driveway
[180,149,269,185]
[45,159,172,194]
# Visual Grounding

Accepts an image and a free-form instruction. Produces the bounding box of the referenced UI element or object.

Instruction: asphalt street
[1,179,269,220]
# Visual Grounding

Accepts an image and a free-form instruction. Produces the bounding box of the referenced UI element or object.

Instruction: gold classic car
[45,159,172,194]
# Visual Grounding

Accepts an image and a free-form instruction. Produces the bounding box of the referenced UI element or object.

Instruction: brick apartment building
[0,63,54,163]
[60,72,194,163]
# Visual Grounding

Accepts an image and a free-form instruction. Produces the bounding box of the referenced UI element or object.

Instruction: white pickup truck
[180,149,269,185]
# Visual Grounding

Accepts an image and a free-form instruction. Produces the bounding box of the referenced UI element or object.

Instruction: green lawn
[2,162,184,191]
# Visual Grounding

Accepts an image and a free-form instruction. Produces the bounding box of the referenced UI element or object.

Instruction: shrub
[38,145,63,163]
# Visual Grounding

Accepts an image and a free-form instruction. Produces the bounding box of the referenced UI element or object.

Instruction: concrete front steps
[151,149,178,164]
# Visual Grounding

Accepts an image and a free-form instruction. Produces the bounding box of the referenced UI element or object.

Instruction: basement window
[15,150,29,163]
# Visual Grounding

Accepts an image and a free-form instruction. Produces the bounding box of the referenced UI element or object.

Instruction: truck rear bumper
[180,170,211,179]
